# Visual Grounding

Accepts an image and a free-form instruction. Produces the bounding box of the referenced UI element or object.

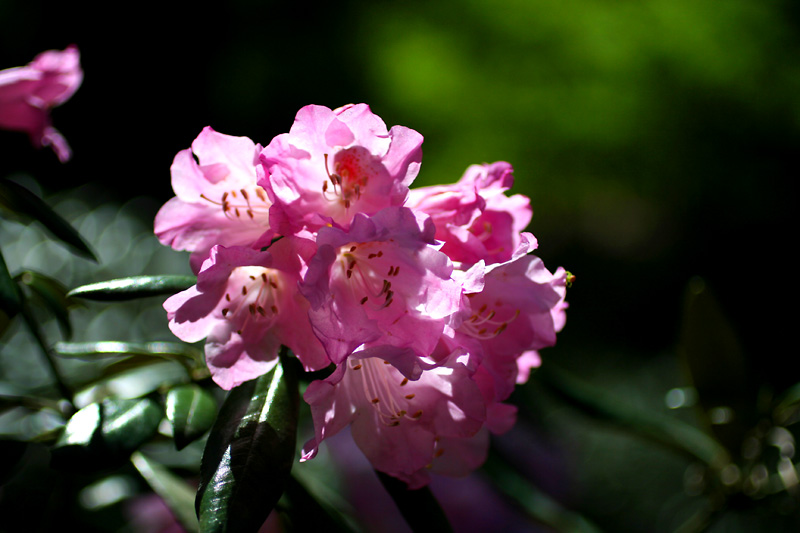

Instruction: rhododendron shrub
[0,45,82,162]
[156,103,568,486]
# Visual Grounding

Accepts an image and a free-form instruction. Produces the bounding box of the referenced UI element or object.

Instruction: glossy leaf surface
[67,275,196,301]
[166,384,217,450]
[51,398,162,470]
[196,354,299,532]
[54,341,201,364]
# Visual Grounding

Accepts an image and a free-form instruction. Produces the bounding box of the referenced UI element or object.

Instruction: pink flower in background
[164,239,328,390]
[407,162,532,265]
[155,127,273,271]
[0,45,82,162]
[299,206,462,378]
[301,351,486,488]
[259,104,423,235]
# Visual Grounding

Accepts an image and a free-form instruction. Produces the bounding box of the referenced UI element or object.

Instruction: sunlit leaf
[74,360,191,407]
[166,384,217,450]
[0,179,97,262]
[67,275,196,301]
[51,398,162,471]
[97,355,177,381]
[54,341,202,365]
[375,470,453,533]
[536,364,730,469]
[0,247,21,316]
[196,352,299,532]
[131,451,199,533]
[51,402,102,469]
[16,270,73,338]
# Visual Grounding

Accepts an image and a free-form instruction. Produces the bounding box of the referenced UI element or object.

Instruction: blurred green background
[1,0,798,531]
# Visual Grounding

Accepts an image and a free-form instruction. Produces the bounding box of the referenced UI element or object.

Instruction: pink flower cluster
[0,45,82,162]
[156,104,568,487]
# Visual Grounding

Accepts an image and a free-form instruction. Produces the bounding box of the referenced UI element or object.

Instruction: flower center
[321,149,372,209]
[336,242,402,310]
[349,358,422,427]
[220,266,284,334]
[200,185,271,222]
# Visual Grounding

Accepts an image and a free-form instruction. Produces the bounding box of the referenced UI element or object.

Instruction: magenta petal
[0,45,82,161]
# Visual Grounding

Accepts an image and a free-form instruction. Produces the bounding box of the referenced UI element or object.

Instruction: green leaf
[196,352,299,532]
[375,470,453,533]
[537,364,730,469]
[51,398,162,471]
[0,439,29,485]
[0,179,97,262]
[54,341,202,364]
[678,278,755,453]
[277,475,360,533]
[131,451,200,533]
[482,451,603,533]
[16,271,73,338]
[67,275,196,301]
[166,384,217,450]
[51,402,102,469]
[0,394,64,415]
[0,247,21,316]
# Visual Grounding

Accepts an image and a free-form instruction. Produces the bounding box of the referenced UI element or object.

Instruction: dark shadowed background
[1,1,799,531]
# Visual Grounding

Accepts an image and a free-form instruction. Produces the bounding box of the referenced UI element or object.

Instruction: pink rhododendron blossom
[164,239,328,389]
[259,104,423,235]
[406,162,532,265]
[155,127,273,271]
[301,352,485,488]
[450,251,568,401]
[0,45,82,162]
[156,102,571,488]
[299,207,462,378]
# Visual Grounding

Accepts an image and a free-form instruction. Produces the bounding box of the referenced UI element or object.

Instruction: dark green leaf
[131,451,199,533]
[0,247,21,316]
[51,398,162,471]
[277,475,360,533]
[0,179,97,262]
[536,364,730,469]
[166,384,217,450]
[0,439,28,485]
[67,275,196,301]
[16,271,73,338]
[679,277,753,451]
[19,301,74,403]
[0,394,65,415]
[197,352,299,532]
[376,470,453,533]
[482,451,602,533]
